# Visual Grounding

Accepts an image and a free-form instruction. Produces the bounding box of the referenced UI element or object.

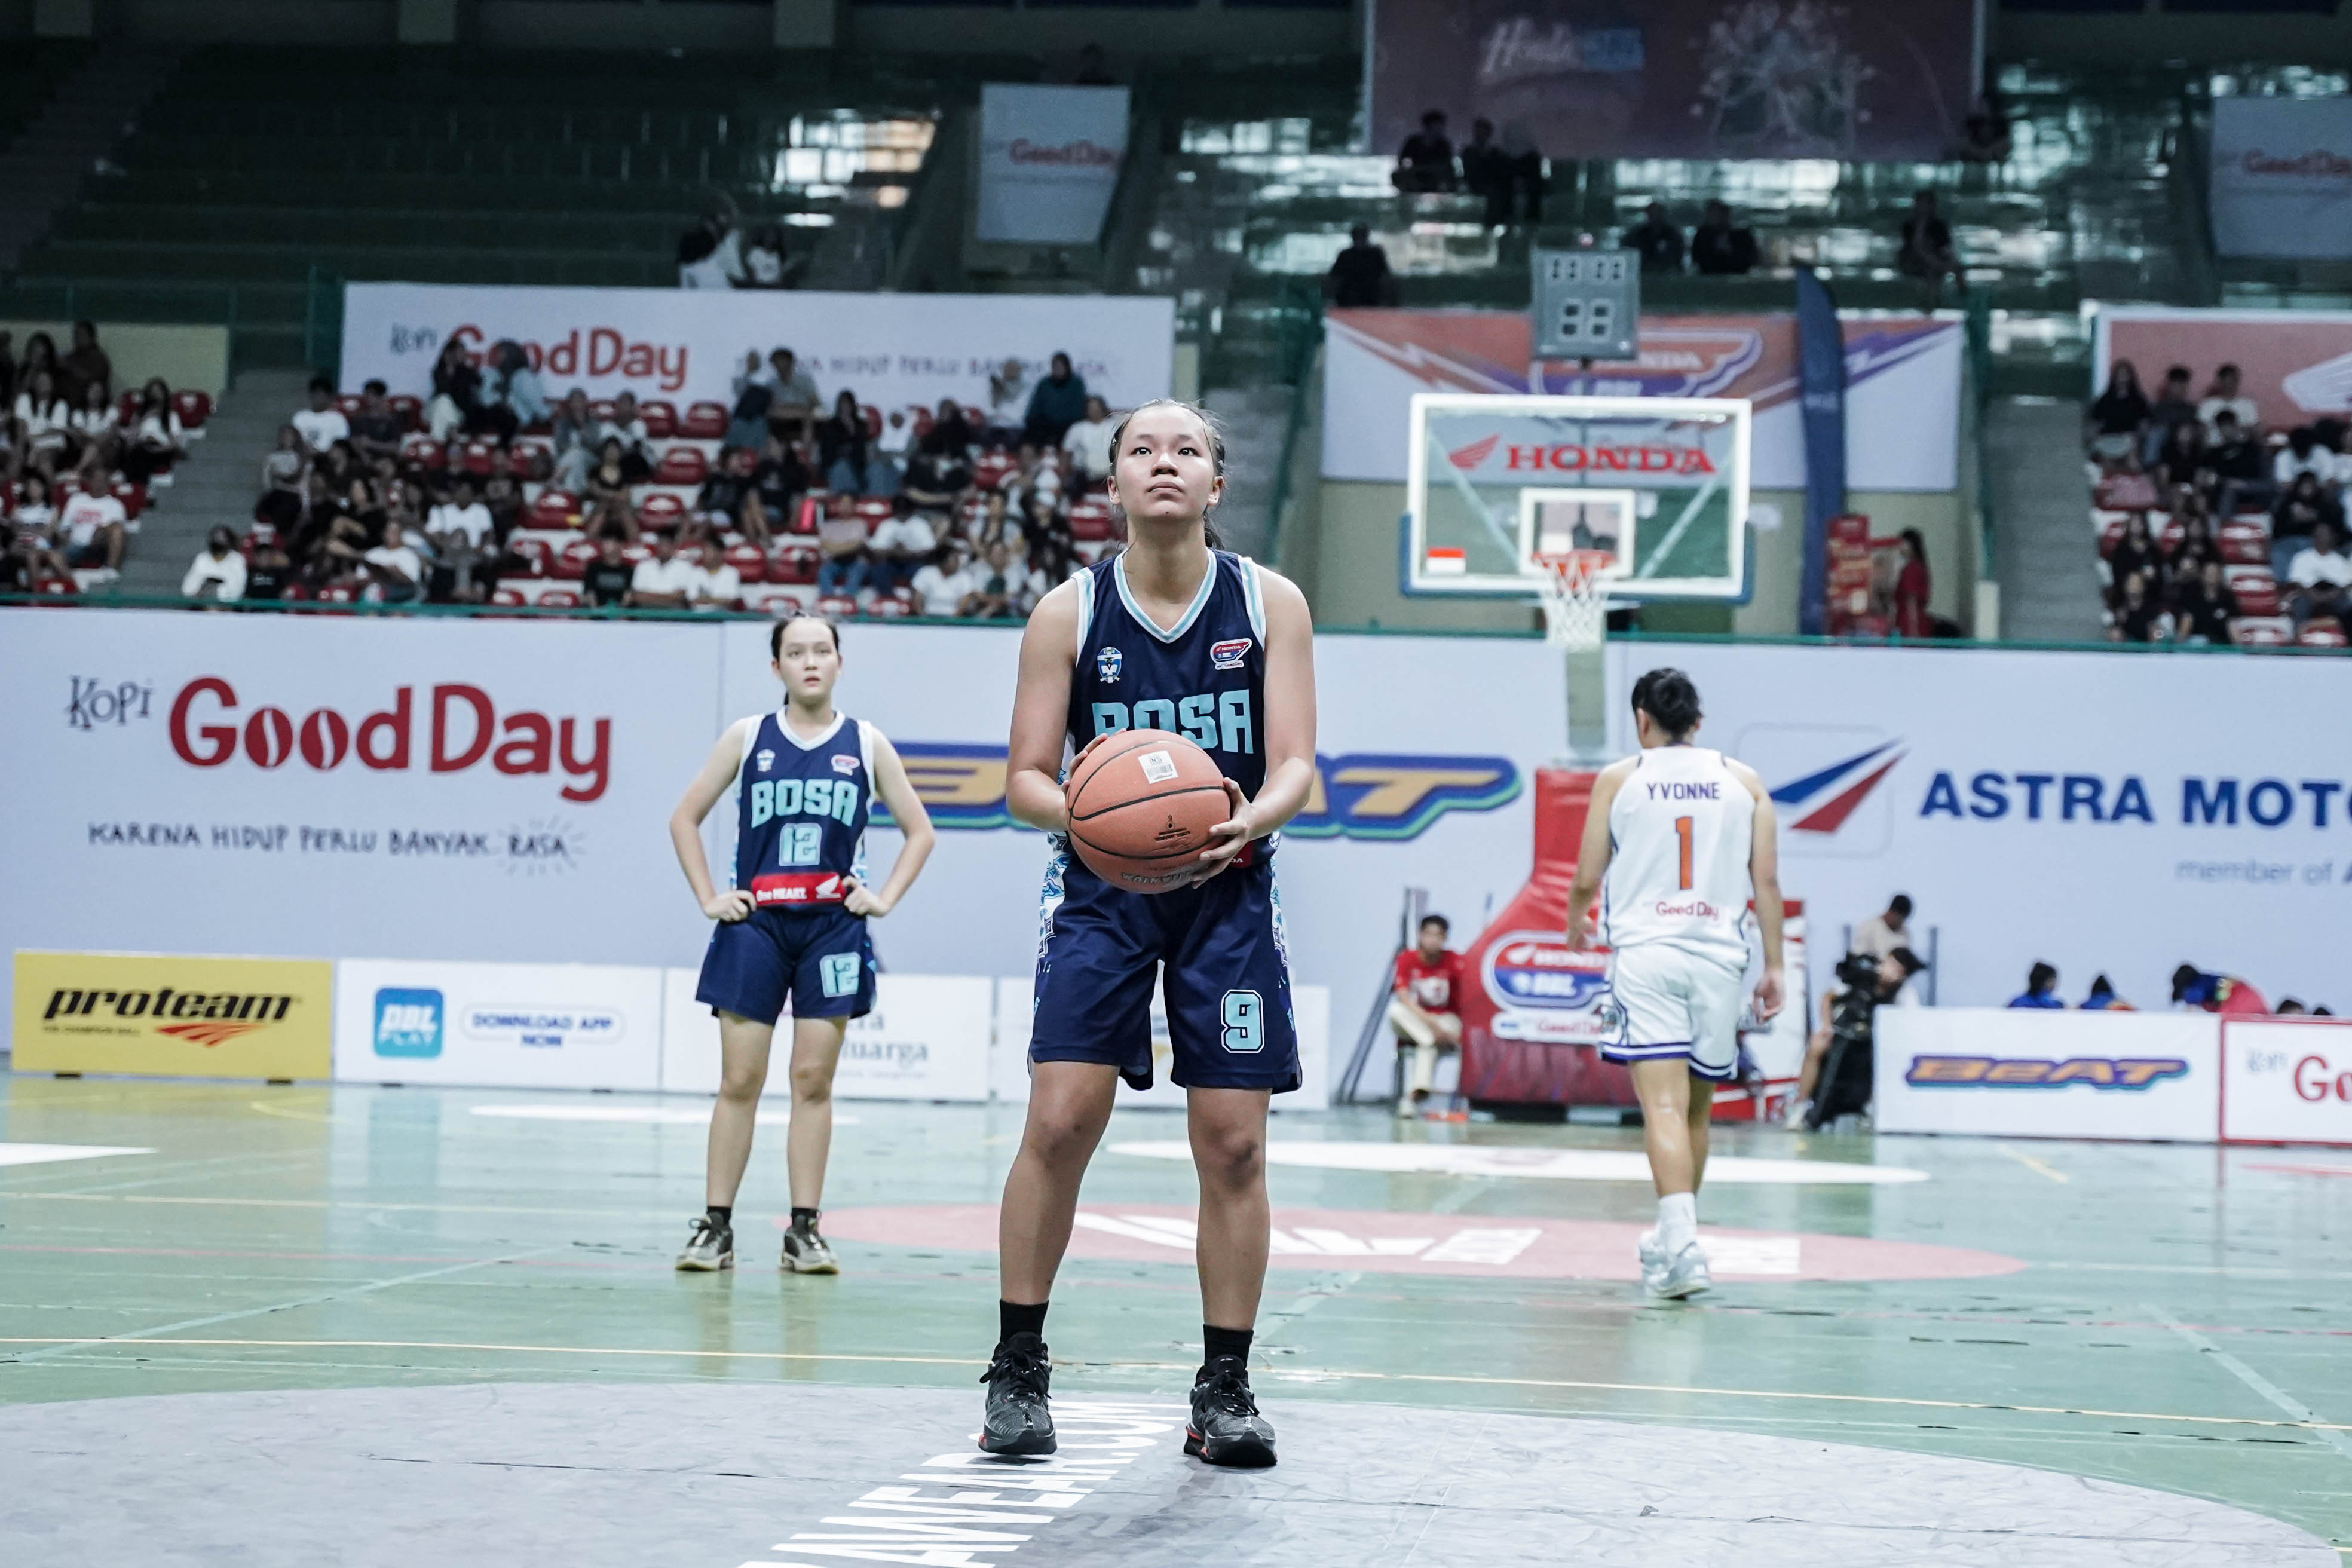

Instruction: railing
[1261,281,1325,568]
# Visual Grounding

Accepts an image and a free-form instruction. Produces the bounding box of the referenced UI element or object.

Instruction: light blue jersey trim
[1238,556,1267,642]
[1113,550,1218,644]
[1071,570,1095,653]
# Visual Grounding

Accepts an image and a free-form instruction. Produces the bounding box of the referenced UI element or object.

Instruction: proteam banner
[338,284,1174,415]
[1367,0,1977,163]
[1607,641,2352,1017]
[975,84,1131,246]
[2209,97,2352,261]
[2093,305,2352,434]
[1321,309,1959,491]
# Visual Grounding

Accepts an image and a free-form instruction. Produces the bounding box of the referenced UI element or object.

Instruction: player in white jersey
[1566,669,1784,1299]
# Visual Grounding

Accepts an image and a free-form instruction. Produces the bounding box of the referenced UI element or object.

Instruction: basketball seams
[1068,782,1229,826]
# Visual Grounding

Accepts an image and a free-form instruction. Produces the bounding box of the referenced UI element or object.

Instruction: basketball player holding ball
[979,399,1317,1469]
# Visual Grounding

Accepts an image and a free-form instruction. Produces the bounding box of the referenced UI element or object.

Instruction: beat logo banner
[13,950,333,1080]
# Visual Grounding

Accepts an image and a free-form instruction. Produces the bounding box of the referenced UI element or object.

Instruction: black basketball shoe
[978,1331,1056,1456]
[673,1214,733,1272]
[1186,1355,1277,1468]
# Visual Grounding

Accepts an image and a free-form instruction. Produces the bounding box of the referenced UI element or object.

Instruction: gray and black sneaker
[978,1332,1056,1456]
[782,1217,840,1275]
[1186,1355,1277,1468]
[674,1215,733,1272]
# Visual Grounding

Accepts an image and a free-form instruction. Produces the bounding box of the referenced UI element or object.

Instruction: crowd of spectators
[1,322,202,595]
[1388,108,1546,227]
[210,341,1125,618]
[2085,359,2351,650]
[1622,200,1760,278]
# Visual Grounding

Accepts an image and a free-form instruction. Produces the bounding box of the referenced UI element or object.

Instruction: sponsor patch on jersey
[755,749,776,773]
[832,753,860,775]
[1211,637,1252,670]
[1095,645,1123,684]
[1137,749,1179,784]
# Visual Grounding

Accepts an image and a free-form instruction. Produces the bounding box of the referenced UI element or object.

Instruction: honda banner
[975,84,1131,247]
[1322,309,1961,491]
[339,284,1173,416]
[2094,305,2352,432]
[1368,0,1978,162]
[2209,97,2352,261]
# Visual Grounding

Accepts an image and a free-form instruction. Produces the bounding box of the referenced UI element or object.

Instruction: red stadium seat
[172,389,212,430]
[528,490,580,530]
[641,400,678,440]
[386,394,420,431]
[116,391,140,424]
[2093,473,2159,512]
[112,480,145,520]
[655,446,707,486]
[870,596,910,618]
[507,534,556,577]
[2218,522,2270,565]
[2297,622,2350,649]
[862,405,882,439]
[680,401,728,440]
[537,590,583,611]
[316,584,357,604]
[909,405,934,439]
[771,545,819,584]
[816,594,857,620]
[747,587,804,618]
[590,399,617,422]
[725,542,767,584]
[2231,616,2292,646]
[1069,506,1117,543]
[402,436,446,471]
[2226,566,2280,617]
[554,540,597,580]
[639,493,686,531]
[32,574,78,596]
[335,393,364,418]
[852,496,893,523]
[962,403,987,428]
[280,582,311,602]
[457,439,497,477]
[491,588,528,608]
[621,541,654,565]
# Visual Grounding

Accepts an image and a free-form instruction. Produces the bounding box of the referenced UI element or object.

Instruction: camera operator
[1786,947,1925,1129]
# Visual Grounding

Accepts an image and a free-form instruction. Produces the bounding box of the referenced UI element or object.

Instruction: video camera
[1833,950,1886,993]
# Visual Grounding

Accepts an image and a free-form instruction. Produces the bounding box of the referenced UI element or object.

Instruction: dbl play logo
[373,988,444,1058]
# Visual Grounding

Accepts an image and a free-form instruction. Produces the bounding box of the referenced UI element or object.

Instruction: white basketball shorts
[1600,942,1746,1082]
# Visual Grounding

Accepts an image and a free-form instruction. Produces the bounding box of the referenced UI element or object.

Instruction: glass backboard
[1401,393,1751,603]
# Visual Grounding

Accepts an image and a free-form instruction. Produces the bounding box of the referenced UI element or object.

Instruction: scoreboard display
[1532,248,1640,362]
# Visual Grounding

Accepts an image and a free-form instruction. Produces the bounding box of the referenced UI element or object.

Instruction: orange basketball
[1064,729,1232,893]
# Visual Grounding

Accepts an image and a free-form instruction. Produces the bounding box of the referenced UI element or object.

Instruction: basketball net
[1532,549,1615,653]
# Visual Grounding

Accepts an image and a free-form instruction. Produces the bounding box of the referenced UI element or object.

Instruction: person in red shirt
[1389,914,1467,1116]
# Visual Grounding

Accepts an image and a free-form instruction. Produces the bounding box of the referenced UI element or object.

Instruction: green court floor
[2,1073,2347,1554]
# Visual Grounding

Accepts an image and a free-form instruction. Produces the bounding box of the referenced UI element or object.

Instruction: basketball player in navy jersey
[978,400,1318,1470]
[667,615,936,1273]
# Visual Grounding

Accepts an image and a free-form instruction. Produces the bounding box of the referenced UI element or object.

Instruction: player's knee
[1023,1112,1097,1169]
[789,1058,832,1104]
[1193,1123,1264,1191]
[717,1062,765,1104]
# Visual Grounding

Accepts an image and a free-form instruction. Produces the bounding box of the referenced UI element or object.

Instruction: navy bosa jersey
[731,709,874,909]
[1067,549,1269,806]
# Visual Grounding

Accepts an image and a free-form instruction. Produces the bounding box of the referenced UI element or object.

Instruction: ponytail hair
[1105,397,1226,550]
[1630,666,1703,740]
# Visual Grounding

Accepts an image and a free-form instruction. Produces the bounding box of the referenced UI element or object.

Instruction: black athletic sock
[1202,1324,1253,1370]
[705,1204,732,1229]
[999,1299,1049,1346]
[791,1206,819,1231]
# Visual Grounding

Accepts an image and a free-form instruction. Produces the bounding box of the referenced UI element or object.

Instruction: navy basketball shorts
[696,906,876,1025]
[1030,842,1301,1093]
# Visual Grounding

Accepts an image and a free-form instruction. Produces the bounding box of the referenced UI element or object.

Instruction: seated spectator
[1023,353,1089,450]
[2086,360,2149,463]
[1392,109,1456,193]
[628,532,697,608]
[425,340,482,443]
[2108,569,2169,643]
[814,501,870,598]
[2152,419,2208,498]
[481,469,523,538]
[872,405,913,494]
[346,378,404,465]
[242,535,290,602]
[1028,523,1076,599]
[960,539,1033,618]
[677,206,745,289]
[17,369,73,476]
[7,472,65,582]
[293,375,350,455]
[2171,558,2237,645]
[2274,427,2335,491]
[583,535,635,608]
[2197,364,2259,437]
[2286,517,2352,634]
[725,350,776,452]
[1324,223,1395,310]
[1625,202,1685,275]
[427,474,497,602]
[362,519,424,604]
[56,455,127,577]
[2205,410,2266,517]
[818,390,881,495]
[2270,471,2339,581]
[694,445,757,538]
[2140,364,2198,469]
[743,225,789,289]
[121,378,185,486]
[747,433,810,544]
[68,377,121,470]
[58,320,111,405]
[1959,94,2012,163]
[1459,118,1514,227]
[911,538,976,618]
[922,397,973,458]
[182,526,248,604]
[1897,190,1961,308]
[981,357,1031,449]
[868,494,938,598]
[550,388,600,493]
[1061,394,1116,483]
[2007,961,2065,1009]
[476,341,546,445]
[1690,200,1759,276]
[582,440,639,543]
[763,347,822,446]
[1388,914,1466,1116]
[2164,504,2219,579]
[600,391,654,482]
[688,539,741,612]
[902,445,971,510]
[2080,974,2133,1011]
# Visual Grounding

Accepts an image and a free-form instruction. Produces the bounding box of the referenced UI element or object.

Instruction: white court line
[467,1105,857,1127]
[2148,1304,2352,1465]
[1109,1140,1927,1186]
[0,1143,152,1168]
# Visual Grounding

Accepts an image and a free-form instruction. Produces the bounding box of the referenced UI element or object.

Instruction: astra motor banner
[1322,309,1960,491]
[1367,0,1977,162]
[2093,305,2352,434]
[2208,97,2352,261]
[975,84,1131,246]
[339,284,1174,415]
[1607,641,2352,1018]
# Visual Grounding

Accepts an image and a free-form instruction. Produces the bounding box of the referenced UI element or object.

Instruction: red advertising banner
[1368,0,1978,162]
[2095,306,2352,431]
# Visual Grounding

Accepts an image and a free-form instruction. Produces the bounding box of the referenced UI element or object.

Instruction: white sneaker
[1636,1228,1668,1293]
[1781,1097,1812,1128]
[1652,1239,1712,1300]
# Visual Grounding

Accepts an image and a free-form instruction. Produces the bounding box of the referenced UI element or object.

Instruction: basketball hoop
[1532,549,1616,653]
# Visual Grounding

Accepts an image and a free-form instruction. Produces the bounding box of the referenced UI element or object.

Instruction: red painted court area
[817,1204,2026,1283]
